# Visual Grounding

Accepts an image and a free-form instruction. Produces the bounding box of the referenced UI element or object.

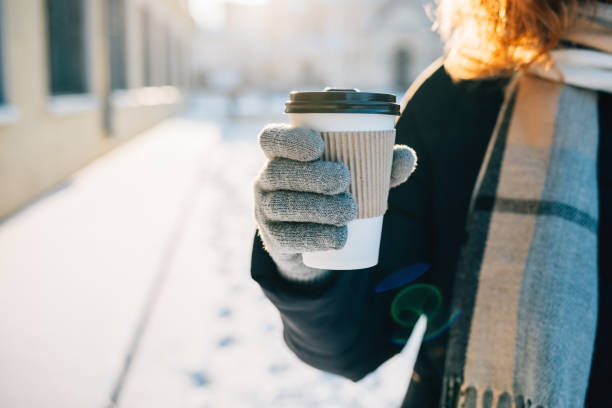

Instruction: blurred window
[46,0,87,95]
[181,43,189,87]
[141,8,152,87]
[393,47,412,91]
[165,27,172,85]
[108,0,127,90]
[0,0,5,104]
[171,36,182,87]
[171,36,179,86]
[176,42,184,87]
[154,20,164,86]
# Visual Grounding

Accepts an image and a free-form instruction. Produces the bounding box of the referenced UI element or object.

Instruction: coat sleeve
[250,97,434,382]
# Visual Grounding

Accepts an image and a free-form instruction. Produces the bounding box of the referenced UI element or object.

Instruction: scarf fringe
[451,383,545,408]
[441,376,549,408]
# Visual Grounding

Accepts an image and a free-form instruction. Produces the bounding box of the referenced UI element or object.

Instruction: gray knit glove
[254,124,417,283]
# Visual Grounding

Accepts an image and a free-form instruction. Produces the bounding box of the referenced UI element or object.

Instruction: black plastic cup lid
[285,88,400,115]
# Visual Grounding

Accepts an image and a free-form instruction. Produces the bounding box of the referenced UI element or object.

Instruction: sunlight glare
[188,0,270,29]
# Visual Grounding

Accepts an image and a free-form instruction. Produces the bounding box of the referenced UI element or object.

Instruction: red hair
[436,0,597,79]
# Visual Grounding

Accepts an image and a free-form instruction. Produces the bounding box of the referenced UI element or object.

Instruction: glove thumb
[389,145,417,188]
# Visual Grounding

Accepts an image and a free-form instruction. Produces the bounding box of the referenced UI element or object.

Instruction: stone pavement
[0,105,418,408]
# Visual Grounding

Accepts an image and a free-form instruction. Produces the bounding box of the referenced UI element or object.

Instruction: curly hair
[436,0,599,79]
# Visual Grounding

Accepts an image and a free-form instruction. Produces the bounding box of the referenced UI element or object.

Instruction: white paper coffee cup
[285,88,400,270]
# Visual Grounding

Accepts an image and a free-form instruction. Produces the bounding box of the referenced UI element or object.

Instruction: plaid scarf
[440,7,612,408]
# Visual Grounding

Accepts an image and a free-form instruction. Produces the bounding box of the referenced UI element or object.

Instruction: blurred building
[196,0,442,93]
[0,0,195,218]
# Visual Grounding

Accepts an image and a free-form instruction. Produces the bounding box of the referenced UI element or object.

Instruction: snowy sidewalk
[0,109,415,408]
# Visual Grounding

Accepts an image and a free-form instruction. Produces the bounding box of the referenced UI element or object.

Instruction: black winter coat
[251,62,612,407]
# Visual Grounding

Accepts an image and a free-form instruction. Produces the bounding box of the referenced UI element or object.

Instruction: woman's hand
[253,123,416,282]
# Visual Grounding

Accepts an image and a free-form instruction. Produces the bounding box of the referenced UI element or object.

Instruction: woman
[251,0,611,406]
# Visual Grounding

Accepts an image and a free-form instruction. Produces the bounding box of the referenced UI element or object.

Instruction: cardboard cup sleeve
[321,130,396,219]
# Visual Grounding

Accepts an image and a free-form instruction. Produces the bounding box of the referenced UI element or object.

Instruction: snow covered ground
[0,97,419,408]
